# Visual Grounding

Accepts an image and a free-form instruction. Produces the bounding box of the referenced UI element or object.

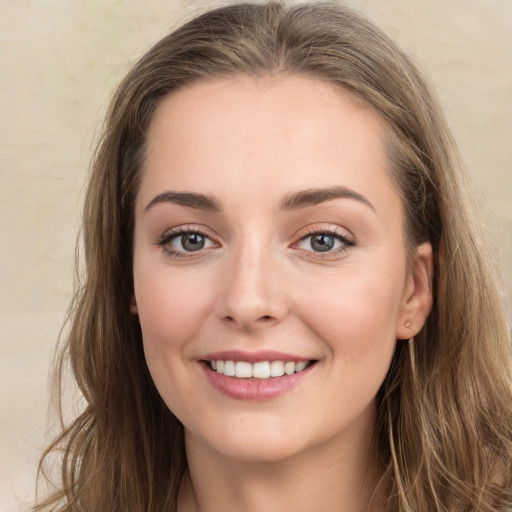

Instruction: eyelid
[154,224,220,258]
[291,224,355,258]
[153,223,354,260]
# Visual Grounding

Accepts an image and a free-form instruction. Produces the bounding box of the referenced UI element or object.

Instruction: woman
[35,2,512,511]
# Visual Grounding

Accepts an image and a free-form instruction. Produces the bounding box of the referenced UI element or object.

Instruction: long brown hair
[36,2,512,511]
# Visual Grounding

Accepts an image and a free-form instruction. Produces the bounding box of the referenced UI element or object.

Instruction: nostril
[221,313,277,328]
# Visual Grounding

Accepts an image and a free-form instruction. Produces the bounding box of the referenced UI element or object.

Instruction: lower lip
[202,363,314,401]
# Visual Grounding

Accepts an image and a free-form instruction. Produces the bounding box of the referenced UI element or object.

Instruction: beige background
[1,0,511,509]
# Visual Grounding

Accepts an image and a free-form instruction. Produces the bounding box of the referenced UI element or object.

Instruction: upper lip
[200,350,314,364]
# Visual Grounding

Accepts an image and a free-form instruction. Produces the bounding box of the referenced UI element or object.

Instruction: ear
[396,242,433,340]
[130,294,139,315]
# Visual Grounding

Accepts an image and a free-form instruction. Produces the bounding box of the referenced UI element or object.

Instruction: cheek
[293,261,405,381]
[281,266,404,441]
[302,274,403,340]
[134,264,215,356]
[133,265,218,414]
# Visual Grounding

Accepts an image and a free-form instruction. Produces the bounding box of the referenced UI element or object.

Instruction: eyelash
[295,227,355,259]
[154,226,355,259]
[154,226,216,259]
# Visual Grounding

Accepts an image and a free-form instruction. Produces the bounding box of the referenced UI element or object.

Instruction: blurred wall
[1,0,511,509]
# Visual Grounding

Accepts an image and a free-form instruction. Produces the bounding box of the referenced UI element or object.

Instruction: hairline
[135,70,418,260]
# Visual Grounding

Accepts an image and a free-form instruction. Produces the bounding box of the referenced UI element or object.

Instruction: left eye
[297,233,348,253]
[168,232,215,252]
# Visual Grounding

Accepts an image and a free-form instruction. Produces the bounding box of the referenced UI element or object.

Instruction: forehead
[139,74,399,219]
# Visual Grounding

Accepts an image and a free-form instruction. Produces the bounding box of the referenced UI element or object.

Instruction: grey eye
[179,233,206,252]
[296,232,349,254]
[309,234,335,252]
[159,229,217,256]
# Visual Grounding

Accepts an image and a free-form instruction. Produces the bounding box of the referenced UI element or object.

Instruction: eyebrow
[144,186,375,214]
[280,186,375,212]
[144,191,221,213]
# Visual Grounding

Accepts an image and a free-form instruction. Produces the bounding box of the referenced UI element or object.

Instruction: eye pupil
[311,234,334,252]
[182,233,205,251]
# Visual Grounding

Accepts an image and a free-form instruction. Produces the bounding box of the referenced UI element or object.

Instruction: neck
[179,410,386,512]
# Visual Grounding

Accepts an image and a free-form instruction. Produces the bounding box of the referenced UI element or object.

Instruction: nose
[216,243,288,331]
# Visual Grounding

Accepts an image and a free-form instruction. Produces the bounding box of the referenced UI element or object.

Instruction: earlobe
[396,242,433,340]
[130,294,139,315]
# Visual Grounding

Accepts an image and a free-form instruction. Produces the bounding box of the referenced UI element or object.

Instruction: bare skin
[178,405,385,512]
[132,75,433,512]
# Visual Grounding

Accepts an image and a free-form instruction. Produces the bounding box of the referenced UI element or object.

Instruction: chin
[184,411,340,466]
[199,434,309,464]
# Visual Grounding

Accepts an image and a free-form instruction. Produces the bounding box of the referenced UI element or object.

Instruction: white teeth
[252,361,271,379]
[211,359,311,379]
[223,360,235,376]
[295,361,308,372]
[235,361,252,378]
[270,360,285,377]
[284,361,296,375]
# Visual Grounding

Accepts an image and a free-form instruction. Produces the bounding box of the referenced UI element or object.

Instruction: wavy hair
[36,2,512,511]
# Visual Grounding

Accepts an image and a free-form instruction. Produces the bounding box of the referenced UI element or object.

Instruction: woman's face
[132,75,431,463]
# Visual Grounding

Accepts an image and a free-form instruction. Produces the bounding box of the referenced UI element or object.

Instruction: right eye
[156,227,218,258]
[170,232,211,252]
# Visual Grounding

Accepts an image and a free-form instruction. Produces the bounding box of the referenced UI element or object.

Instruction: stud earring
[405,320,412,329]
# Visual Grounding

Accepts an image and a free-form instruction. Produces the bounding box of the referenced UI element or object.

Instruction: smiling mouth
[203,360,317,379]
